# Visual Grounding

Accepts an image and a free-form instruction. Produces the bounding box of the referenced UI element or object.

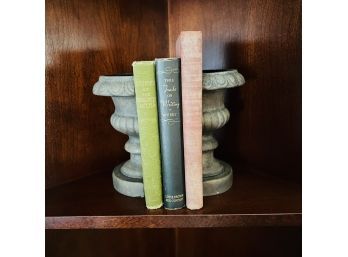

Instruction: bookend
[93,70,245,197]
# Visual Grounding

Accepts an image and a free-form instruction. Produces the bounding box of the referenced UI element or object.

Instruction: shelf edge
[46,213,302,229]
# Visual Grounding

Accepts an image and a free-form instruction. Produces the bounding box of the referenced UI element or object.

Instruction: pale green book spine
[132,61,163,209]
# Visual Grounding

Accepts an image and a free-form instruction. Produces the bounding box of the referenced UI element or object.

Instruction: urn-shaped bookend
[93,70,245,197]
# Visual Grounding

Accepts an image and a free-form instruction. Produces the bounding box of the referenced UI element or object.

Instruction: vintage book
[155,58,185,210]
[176,31,203,210]
[132,61,163,209]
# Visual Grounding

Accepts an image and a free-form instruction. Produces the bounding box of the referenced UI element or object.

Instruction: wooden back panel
[46,227,301,257]
[46,0,168,187]
[168,0,301,179]
[46,0,301,187]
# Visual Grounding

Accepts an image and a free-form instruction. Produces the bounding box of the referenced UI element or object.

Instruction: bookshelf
[46,166,301,229]
[46,0,301,256]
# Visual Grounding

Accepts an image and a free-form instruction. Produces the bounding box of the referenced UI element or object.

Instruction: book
[132,61,163,209]
[155,58,185,210]
[176,31,203,210]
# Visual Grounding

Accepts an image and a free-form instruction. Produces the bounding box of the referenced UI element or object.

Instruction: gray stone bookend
[93,70,245,197]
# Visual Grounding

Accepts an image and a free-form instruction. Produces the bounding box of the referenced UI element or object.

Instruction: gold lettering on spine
[158,67,180,125]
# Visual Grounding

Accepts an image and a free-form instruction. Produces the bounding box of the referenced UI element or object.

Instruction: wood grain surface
[175,227,301,257]
[45,0,168,188]
[46,227,301,257]
[46,166,301,229]
[168,0,302,180]
[46,229,176,257]
[46,0,301,186]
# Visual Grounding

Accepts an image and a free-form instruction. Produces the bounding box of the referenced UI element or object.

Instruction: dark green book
[155,58,185,209]
[133,61,163,209]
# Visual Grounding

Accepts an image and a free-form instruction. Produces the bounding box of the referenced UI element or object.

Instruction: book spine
[176,31,203,210]
[155,58,185,210]
[132,61,163,209]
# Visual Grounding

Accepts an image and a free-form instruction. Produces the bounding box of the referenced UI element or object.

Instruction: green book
[132,61,163,209]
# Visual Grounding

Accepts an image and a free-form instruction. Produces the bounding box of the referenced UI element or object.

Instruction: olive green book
[132,61,163,209]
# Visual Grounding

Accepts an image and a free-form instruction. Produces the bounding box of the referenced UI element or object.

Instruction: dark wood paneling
[46,0,169,188]
[176,227,301,257]
[46,0,301,184]
[46,167,301,229]
[46,227,301,257]
[46,229,176,257]
[169,0,302,179]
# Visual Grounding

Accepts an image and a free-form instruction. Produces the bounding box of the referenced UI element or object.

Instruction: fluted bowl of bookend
[93,70,245,197]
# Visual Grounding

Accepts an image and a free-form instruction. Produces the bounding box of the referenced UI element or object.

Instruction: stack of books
[133,31,203,210]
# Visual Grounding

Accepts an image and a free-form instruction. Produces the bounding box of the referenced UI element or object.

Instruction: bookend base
[112,163,144,197]
[203,160,233,196]
[112,160,232,198]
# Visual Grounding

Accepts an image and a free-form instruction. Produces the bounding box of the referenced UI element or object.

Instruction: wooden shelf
[46,166,301,229]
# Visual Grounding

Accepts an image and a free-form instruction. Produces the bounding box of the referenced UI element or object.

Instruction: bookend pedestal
[93,70,245,197]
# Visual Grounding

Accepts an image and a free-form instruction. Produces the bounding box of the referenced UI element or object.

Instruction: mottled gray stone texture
[93,70,245,197]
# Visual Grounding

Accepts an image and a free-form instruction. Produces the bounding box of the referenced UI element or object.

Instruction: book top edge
[155,57,179,61]
[179,31,202,35]
[132,61,155,66]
